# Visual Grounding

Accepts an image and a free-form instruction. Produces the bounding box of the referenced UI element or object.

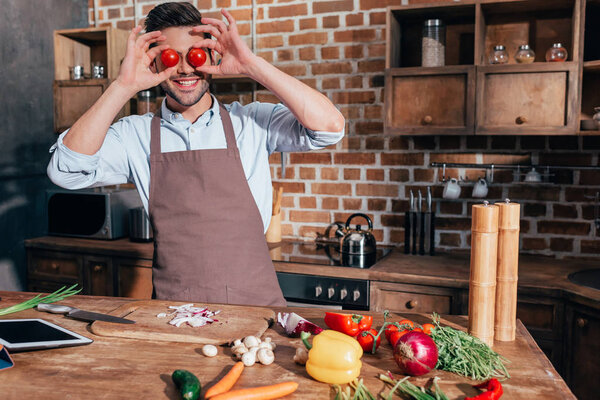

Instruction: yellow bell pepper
[305,329,363,384]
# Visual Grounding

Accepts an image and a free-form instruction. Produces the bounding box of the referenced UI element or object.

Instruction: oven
[273,241,393,311]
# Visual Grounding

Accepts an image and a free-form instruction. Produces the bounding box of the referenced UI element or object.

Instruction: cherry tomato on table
[389,329,410,347]
[422,323,435,335]
[187,48,207,67]
[356,328,381,353]
[160,49,179,67]
[398,319,415,329]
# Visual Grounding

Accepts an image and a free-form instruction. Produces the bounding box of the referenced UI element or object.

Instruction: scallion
[0,284,81,316]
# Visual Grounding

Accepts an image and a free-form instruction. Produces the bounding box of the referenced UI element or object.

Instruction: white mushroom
[257,348,275,365]
[233,339,243,347]
[243,335,260,349]
[293,347,309,365]
[241,350,256,366]
[201,344,218,357]
[232,344,248,355]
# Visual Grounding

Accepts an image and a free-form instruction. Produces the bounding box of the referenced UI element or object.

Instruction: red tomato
[187,48,207,67]
[356,328,381,353]
[422,323,435,335]
[389,329,410,348]
[412,327,423,333]
[385,324,399,343]
[398,319,414,329]
[160,49,179,67]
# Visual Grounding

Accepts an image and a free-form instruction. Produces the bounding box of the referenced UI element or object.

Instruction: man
[47,2,345,306]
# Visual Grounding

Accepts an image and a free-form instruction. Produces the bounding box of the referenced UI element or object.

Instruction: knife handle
[412,212,418,255]
[430,212,436,256]
[419,211,426,255]
[404,211,411,254]
[37,303,73,314]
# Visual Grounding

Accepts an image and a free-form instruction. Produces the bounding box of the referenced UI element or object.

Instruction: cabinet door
[370,281,460,314]
[27,249,82,284]
[476,63,578,134]
[53,80,109,133]
[83,256,114,296]
[384,66,475,135]
[116,258,153,299]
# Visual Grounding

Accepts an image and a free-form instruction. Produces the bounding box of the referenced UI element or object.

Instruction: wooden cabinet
[53,27,129,132]
[370,281,465,314]
[385,0,598,135]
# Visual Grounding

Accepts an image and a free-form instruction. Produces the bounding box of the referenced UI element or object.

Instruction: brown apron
[148,103,286,307]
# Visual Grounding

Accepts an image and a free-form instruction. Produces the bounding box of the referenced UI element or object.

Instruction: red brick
[481,154,531,164]
[345,45,364,59]
[277,64,306,76]
[440,201,463,215]
[256,93,279,103]
[356,184,399,197]
[369,11,386,25]
[322,77,341,89]
[343,198,363,210]
[332,91,376,104]
[289,210,330,223]
[368,198,387,211]
[323,15,339,28]
[538,153,593,166]
[277,49,294,61]
[359,0,404,10]
[334,29,377,42]
[414,168,434,182]
[435,217,471,230]
[116,20,134,30]
[366,137,384,150]
[257,19,294,34]
[344,168,361,180]
[553,204,578,219]
[381,153,425,166]
[321,46,340,60]
[281,196,294,208]
[335,212,374,225]
[550,238,573,252]
[581,240,600,254]
[537,221,590,235]
[381,214,404,228]
[565,188,600,202]
[299,47,316,60]
[366,169,384,181]
[269,3,308,18]
[317,197,336,210]
[339,107,361,120]
[346,13,364,26]
[299,78,317,89]
[355,121,383,134]
[299,17,317,30]
[391,199,409,212]
[229,8,251,20]
[299,167,316,179]
[524,203,546,217]
[579,170,600,185]
[277,182,305,193]
[390,229,405,243]
[258,35,283,48]
[312,62,352,75]
[390,169,410,182]
[358,59,385,73]
[299,196,317,208]
[290,152,332,164]
[345,76,363,89]
[321,167,340,180]
[389,137,409,150]
[289,32,328,45]
[313,0,354,13]
[98,0,125,6]
[521,237,547,251]
[216,0,232,7]
[312,183,352,195]
[298,225,326,238]
[340,136,361,150]
[257,50,274,62]
[334,153,376,165]
[107,8,120,19]
[507,186,560,201]
[439,232,461,246]
[430,153,477,164]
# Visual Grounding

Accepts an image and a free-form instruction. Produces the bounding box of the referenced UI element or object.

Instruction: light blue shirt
[47,95,344,232]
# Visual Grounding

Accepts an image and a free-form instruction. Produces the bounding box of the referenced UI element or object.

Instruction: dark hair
[145,2,204,32]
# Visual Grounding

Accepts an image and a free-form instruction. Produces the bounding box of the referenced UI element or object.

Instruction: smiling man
[47,2,345,306]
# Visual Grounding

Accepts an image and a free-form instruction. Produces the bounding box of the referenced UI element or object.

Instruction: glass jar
[421,19,445,67]
[545,43,568,62]
[137,90,157,115]
[489,45,509,64]
[514,44,535,64]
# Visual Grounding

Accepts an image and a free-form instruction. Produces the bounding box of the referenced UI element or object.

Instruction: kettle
[335,214,377,268]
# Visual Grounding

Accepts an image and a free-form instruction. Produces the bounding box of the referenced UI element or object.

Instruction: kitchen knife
[281,152,286,179]
[37,303,135,324]
[418,190,425,255]
[410,190,417,255]
[404,191,413,254]
[424,186,433,256]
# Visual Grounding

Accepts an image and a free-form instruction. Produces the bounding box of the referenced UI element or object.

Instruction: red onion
[393,331,438,376]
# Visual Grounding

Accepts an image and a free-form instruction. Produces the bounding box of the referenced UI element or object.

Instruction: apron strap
[149,101,236,155]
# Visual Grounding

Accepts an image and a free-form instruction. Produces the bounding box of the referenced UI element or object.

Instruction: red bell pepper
[323,312,373,337]
[356,328,381,353]
[464,378,503,400]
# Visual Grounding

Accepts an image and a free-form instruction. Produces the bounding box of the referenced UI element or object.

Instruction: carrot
[208,381,299,400]
[204,361,245,398]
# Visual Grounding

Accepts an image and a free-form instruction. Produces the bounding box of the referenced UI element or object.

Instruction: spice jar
[545,43,568,62]
[489,45,508,64]
[422,19,445,67]
[514,45,535,64]
[137,90,157,115]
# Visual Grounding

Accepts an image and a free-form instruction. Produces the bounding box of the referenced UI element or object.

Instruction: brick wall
[92,0,600,259]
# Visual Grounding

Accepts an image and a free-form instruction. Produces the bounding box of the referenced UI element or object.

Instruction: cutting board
[90,300,275,345]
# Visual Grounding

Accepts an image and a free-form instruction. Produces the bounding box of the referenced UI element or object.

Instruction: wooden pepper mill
[494,199,520,341]
[468,201,499,347]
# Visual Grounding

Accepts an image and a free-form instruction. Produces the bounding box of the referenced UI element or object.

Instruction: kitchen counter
[0,291,574,399]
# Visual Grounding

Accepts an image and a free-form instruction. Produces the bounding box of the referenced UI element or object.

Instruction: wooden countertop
[26,236,600,309]
[0,291,574,399]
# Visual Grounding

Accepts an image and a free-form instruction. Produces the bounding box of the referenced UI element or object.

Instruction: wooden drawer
[83,256,114,296]
[27,280,74,294]
[27,250,82,282]
[384,66,475,135]
[476,63,577,134]
[517,294,564,340]
[116,258,153,299]
[370,281,459,314]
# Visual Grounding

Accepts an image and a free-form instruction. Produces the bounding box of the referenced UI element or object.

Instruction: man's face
[154,26,211,107]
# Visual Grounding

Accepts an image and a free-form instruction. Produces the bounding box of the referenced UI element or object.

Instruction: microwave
[47,187,143,239]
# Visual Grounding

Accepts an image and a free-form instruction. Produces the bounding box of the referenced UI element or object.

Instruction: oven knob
[315,285,323,297]
[353,289,361,302]
[340,288,348,300]
[328,287,335,299]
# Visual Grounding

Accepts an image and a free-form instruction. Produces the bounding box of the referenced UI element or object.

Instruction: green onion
[429,313,510,381]
[379,373,449,400]
[332,379,377,400]
[0,284,81,316]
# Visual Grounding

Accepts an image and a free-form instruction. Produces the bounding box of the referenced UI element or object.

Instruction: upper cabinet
[385,0,598,135]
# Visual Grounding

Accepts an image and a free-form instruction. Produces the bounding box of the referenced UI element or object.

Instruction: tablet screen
[0,319,93,351]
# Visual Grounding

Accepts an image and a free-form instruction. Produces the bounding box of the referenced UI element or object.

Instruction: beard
[159,75,211,107]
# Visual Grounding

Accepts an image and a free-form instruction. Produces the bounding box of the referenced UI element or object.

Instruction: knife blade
[37,303,135,324]
[281,151,286,179]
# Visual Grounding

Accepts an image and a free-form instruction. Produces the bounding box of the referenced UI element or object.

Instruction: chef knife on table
[37,303,135,324]
[404,190,413,254]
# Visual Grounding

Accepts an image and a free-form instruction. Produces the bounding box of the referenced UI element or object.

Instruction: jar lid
[138,90,155,99]
[552,43,563,48]
[494,45,506,51]
[518,44,531,50]
[423,19,444,26]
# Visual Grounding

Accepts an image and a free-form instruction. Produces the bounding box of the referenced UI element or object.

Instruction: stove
[272,241,393,311]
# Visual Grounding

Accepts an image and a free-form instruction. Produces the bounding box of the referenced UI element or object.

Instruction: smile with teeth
[173,79,199,88]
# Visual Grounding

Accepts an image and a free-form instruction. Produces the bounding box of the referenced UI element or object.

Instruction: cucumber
[171,369,201,400]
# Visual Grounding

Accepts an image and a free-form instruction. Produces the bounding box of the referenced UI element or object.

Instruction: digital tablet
[0,319,93,352]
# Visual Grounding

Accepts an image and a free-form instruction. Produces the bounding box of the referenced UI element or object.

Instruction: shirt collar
[160,94,218,127]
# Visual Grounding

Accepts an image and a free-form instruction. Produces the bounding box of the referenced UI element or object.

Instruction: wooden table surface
[0,291,574,399]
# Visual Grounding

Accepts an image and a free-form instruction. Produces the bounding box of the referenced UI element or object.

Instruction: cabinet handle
[576,317,588,328]
[50,263,59,271]
[422,115,433,125]
[93,265,103,273]
[406,300,418,309]
[515,116,528,125]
